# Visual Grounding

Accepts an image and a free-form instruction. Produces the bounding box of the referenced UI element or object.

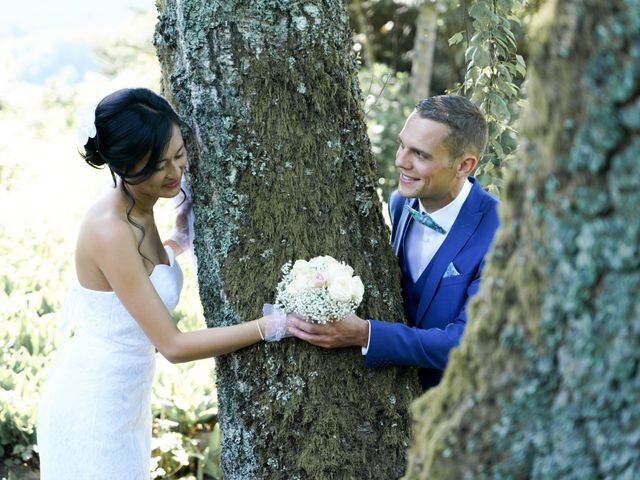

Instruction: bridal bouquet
[275,255,364,324]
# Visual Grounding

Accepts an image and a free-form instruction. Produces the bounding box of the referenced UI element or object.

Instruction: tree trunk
[405,0,640,478]
[154,1,421,478]
[410,0,438,101]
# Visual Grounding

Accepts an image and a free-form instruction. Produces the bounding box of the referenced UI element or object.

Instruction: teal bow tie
[404,204,447,234]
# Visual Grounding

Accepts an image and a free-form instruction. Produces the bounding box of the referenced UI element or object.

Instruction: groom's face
[395,111,462,212]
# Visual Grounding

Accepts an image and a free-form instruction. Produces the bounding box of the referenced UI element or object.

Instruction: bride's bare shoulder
[78,189,134,249]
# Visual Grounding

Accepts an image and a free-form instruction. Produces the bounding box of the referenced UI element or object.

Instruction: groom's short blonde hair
[415,95,488,161]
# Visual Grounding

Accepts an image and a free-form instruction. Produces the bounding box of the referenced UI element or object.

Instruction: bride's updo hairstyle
[81,87,184,184]
[80,88,187,263]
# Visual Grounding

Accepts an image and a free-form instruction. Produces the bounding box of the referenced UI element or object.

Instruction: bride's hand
[165,178,194,255]
[261,304,293,341]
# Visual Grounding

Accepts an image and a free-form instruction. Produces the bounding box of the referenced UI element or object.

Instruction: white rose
[309,255,339,269]
[348,276,364,304]
[286,276,309,295]
[327,276,352,302]
[324,262,354,283]
[311,272,328,288]
[291,260,313,276]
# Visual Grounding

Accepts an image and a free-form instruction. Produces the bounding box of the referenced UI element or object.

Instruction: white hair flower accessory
[76,102,98,147]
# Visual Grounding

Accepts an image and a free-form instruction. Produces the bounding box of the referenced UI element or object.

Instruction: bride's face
[130,124,187,200]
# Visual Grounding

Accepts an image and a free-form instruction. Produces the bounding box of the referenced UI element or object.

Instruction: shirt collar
[418,179,472,233]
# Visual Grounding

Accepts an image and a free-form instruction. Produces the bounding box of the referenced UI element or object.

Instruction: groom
[289,95,500,390]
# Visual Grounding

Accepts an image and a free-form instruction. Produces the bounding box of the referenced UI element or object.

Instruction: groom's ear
[455,153,478,177]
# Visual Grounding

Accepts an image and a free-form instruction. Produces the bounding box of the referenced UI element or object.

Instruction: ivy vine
[449,0,527,196]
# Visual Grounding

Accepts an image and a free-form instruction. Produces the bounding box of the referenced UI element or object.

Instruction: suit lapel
[413,183,484,326]
[393,198,416,257]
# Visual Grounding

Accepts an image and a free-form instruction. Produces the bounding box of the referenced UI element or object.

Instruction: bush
[0,224,68,470]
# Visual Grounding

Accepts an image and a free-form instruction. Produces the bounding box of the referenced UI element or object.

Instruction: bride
[36,87,289,479]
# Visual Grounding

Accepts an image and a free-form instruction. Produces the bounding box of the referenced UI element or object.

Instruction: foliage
[348,0,468,93]
[150,302,223,480]
[347,0,419,71]
[449,0,527,196]
[0,223,67,470]
[359,63,414,200]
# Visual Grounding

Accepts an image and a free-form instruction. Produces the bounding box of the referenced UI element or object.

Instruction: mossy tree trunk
[154,1,421,478]
[405,0,640,478]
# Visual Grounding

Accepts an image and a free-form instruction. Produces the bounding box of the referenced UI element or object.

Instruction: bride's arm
[94,220,267,363]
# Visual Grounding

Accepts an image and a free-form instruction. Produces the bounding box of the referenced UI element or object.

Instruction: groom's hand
[289,314,369,349]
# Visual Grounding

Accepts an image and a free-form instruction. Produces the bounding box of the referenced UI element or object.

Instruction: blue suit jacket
[365,177,499,389]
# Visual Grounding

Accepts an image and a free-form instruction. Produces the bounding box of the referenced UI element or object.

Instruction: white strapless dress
[37,246,182,480]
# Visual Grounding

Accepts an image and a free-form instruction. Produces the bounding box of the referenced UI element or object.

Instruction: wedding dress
[37,246,182,479]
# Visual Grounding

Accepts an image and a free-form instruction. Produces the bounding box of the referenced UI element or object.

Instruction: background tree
[410,0,439,100]
[154,1,421,478]
[405,0,640,477]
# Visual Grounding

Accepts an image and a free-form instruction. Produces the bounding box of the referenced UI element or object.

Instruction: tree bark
[405,0,640,478]
[154,1,421,478]
[410,0,438,101]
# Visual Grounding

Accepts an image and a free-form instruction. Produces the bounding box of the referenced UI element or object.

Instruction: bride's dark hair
[80,88,187,264]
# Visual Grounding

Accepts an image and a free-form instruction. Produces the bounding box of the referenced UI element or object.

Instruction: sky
[1,0,156,84]
[0,0,155,37]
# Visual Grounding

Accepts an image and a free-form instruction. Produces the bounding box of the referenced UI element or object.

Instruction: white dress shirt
[362,179,473,354]
[405,179,472,281]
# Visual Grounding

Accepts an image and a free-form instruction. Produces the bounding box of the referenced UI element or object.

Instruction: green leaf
[508,14,522,25]
[489,93,511,123]
[471,90,484,105]
[472,47,492,69]
[497,64,514,82]
[496,77,518,97]
[470,31,489,44]
[481,66,494,78]
[490,138,505,157]
[468,2,494,26]
[492,38,506,55]
[465,46,477,62]
[515,54,527,76]
[486,183,500,197]
[448,31,465,46]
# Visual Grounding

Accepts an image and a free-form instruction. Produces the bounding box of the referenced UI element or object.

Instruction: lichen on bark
[405,0,640,478]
